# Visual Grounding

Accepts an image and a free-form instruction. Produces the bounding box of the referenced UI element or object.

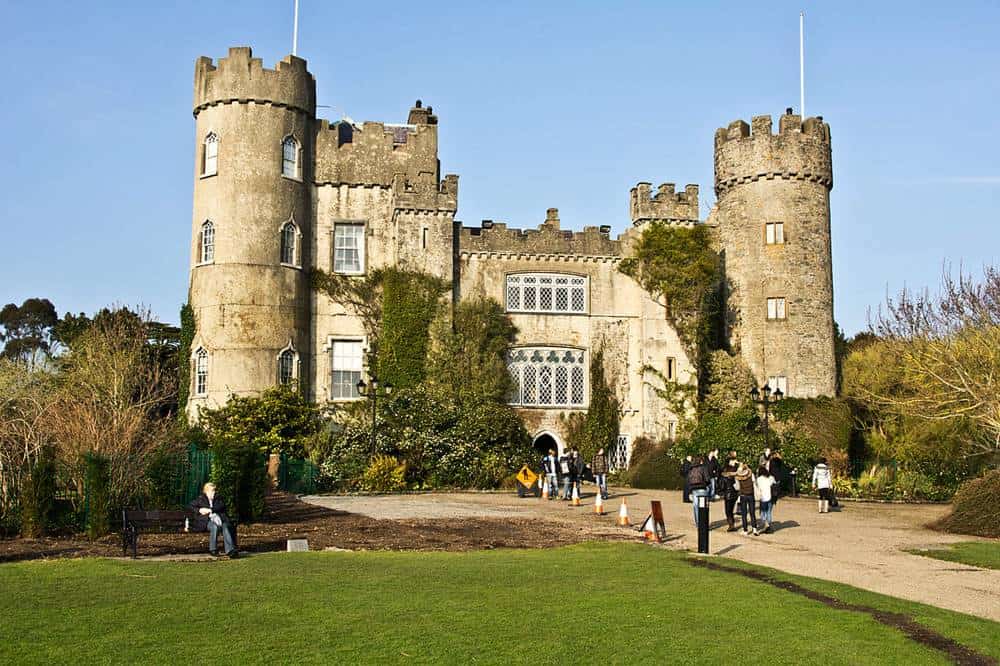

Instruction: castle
[186,47,836,468]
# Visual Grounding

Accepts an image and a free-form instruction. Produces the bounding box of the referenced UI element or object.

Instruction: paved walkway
[303,487,1000,622]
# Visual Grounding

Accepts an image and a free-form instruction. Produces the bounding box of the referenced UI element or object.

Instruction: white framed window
[194,348,208,395]
[333,223,365,274]
[202,132,218,176]
[765,222,785,245]
[330,339,364,400]
[281,135,300,179]
[280,221,298,266]
[767,375,788,396]
[507,347,586,408]
[609,434,630,472]
[665,357,676,381]
[506,273,588,314]
[200,221,215,264]
[766,297,786,320]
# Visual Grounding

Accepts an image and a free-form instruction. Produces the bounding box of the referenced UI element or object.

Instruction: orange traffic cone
[594,491,605,515]
[617,498,630,526]
[571,485,581,506]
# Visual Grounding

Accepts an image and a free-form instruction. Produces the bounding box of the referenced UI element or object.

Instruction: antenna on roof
[799,11,805,117]
[292,0,300,56]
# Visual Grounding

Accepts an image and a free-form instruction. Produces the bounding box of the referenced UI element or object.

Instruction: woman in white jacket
[811,458,834,513]
[755,466,777,533]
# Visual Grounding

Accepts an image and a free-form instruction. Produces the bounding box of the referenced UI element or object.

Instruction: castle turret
[187,47,316,415]
[713,109,835,397]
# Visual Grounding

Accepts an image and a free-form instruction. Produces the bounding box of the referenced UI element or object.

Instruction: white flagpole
[799,11,805,118]
[292,0,300,56]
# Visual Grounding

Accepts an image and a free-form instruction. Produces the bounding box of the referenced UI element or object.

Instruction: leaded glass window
[203,132,218,176]
[505,273,587,314]
[195,348,208,395]
[278,349,296,385]
[334,223,364,274]
[282,136,299,178]
[281,222,297,265]
[200,221,215,264]
[506,347,586,408]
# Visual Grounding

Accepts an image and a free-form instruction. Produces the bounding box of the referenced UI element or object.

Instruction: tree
[866,266,1000,466]
[0,298,57,366]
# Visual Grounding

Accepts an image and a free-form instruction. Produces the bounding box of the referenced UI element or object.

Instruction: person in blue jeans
[540,449,560,499]
[189,483,238,558]
[685,455,710,526]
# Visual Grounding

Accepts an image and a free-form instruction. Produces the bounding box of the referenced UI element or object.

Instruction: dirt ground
[0,491,637,564]
[303,486,1000,623]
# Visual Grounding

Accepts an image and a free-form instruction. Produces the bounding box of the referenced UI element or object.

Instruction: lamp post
[749,383,784,451]
[356,359,393,458]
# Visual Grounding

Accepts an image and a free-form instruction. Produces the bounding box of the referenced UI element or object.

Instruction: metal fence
[278,453,319,495]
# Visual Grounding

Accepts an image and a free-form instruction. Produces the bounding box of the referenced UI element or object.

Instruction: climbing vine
[177,303,195,420]
[562,348,620,461]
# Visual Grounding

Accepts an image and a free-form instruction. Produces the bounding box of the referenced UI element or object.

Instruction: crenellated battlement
[193,47,315,116]
[629,182,699,226]
[714,109,832,196]
[392,173,458,213]
[314,101,440,187]
[459,208,621,257]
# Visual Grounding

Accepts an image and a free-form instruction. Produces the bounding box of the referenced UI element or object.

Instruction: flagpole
[292,0,300,56]
[799,11,805,118]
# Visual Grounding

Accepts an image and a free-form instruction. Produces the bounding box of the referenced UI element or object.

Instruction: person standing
[720,456,740,531]
[769,450,786,508]
[591,448,609,500]
[686,455,710,526]
[755,465,777,533]
[189,482,238,558]
[559,449,573,500]
[812,457,834,513]
[680,455,694,503]
[734,463,759,536]
[570,447,584,500]
[706,449,721,500]
[758,447,772,470]
[541,449,559,500]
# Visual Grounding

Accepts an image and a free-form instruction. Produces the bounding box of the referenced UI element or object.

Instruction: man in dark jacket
[591,448,609,499]
[680,455,693,503]
[541,449,560,499]
[686,456,711,526]
[719,457,740,531]
[569,448,584,500]
[706,449,721,500]
[189,482,238,558]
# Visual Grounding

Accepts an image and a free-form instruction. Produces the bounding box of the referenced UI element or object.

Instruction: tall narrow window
[766,222,785,245]
[278,349,296,385]
[200,221,215,264]
[281,222,297,265]
[281,136,299,178]
[330,340,363,400]
[333,223,365,274]
[203,132,218,176]
[195,348,208,395]
[766,297,786,320]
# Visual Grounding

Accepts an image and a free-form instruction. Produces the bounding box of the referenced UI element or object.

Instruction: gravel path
[303,487,1000,622]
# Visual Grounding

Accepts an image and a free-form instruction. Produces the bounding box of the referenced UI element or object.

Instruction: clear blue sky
[1,1,997,335]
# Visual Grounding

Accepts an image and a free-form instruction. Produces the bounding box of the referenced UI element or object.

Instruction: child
[755,465,777,532]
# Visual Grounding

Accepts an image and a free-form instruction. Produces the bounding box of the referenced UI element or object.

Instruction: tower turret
[713,109,835,397]
[187,47,316,415]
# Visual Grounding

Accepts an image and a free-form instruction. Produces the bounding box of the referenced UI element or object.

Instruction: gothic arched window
[278,348,296,385]
[280,221,297,265]
[203,132,219,176]
[282,135,300,178]
[194,348,208,395]
[506,347,586,408]
[200,221,215,264]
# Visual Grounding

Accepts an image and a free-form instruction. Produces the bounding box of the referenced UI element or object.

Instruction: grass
[907,541,1000,570]
[0,543,997,665]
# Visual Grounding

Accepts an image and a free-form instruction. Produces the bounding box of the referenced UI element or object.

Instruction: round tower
[187,47,316,415]
[714,109,835,397]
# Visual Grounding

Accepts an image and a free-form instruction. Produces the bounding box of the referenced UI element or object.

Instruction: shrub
[84,452,111,539]
[625,443,685,490]
[145,444,186,509]
[211,439,267,523]
[932,470,1000,537]
[361,455,407,492]
[857,464,894,498]
[20,446,56,538]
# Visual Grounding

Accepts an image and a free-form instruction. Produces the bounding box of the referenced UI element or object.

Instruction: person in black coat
[189,482,238,558]
[680,455,693,503]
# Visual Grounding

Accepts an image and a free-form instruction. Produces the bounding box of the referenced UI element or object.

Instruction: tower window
[200,221,215,264]
[666,357,676,381]
[333,223,365,274]
[330,339,363,400]
[202,132,218,176]
[768,375,788,396]
[281,221,298,266]
[278,348,297,385]
[766,297,786,320]
[194,348,208,395]
[282,136,300,179]
[765,222,785,245]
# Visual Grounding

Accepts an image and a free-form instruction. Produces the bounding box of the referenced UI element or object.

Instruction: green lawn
[907,541,1000,570]
[1,543,997,665]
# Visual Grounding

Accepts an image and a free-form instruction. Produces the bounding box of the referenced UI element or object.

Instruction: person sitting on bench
[189,483,238,558]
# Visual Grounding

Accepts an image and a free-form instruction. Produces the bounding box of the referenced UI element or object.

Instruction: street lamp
[357,372,393,458]
[749,383,783,451]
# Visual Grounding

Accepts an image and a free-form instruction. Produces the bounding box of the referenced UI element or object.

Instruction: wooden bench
[121,509,191,559]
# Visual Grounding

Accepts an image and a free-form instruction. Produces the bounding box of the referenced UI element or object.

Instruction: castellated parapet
[193,47,315,116]
[459,208,621,257]
[629,183,699,226]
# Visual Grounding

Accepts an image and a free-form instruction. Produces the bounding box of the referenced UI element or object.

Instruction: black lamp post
[750,383,784,451]
[357,368,393,458]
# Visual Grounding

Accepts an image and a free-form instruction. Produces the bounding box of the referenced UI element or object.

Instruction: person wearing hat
[734,463,760,536]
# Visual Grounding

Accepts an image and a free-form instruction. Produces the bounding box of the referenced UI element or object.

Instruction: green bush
[361,455,407,492]
[20,446,56,538]
[84,452,111,539]
[211,440,267,523]
[626,444,685,490]
[933,470,1000,537]
[144,445,186,509]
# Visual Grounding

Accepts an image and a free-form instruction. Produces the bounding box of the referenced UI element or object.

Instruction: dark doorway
[533,433,558,458]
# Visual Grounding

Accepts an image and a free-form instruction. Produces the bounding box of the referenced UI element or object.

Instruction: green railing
[278,453,318,495]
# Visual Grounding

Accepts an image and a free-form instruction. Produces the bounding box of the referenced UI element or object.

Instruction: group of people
[540,447,610,501]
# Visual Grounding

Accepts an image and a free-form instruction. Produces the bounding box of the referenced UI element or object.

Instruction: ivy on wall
[177,303,195,420]
[562,348,620,461]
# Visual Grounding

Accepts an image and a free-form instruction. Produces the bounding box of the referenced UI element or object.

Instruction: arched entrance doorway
[532,432,561,458]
